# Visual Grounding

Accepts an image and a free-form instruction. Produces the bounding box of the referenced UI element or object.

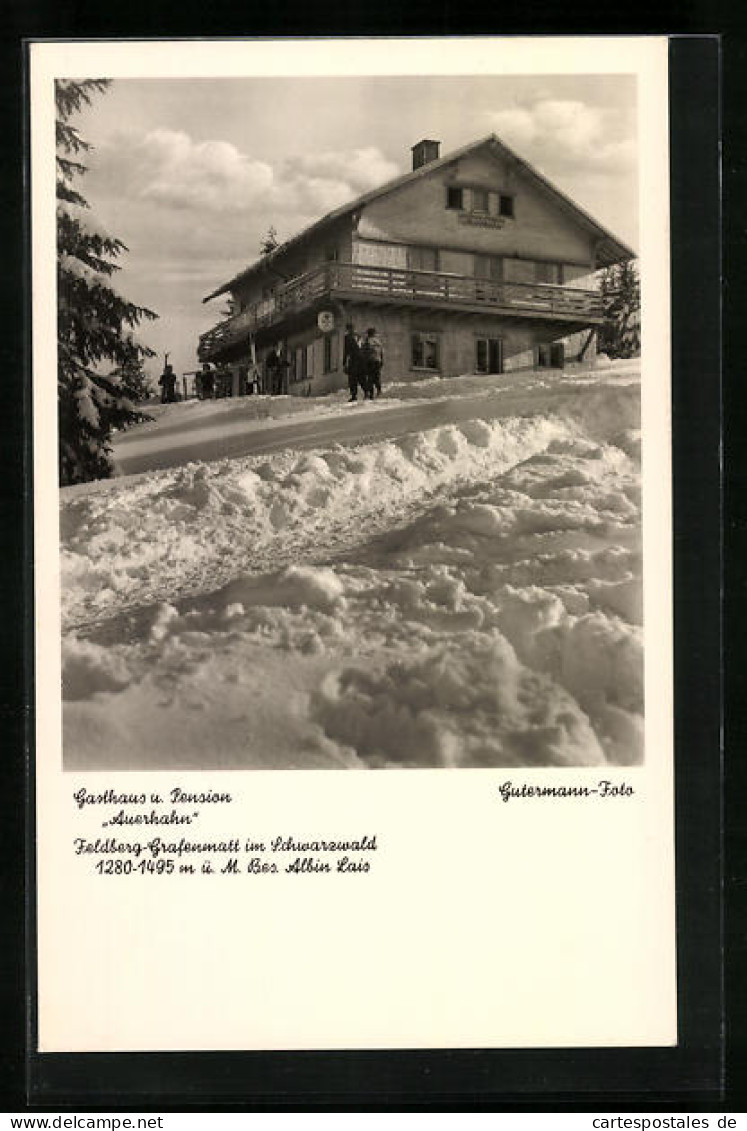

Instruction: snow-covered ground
[61,361,643,771]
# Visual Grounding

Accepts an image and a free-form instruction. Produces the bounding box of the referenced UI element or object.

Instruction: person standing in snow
[158,362,177,404]
[197,362,212,400]
[361,327,384,399]
[343,322,363,401]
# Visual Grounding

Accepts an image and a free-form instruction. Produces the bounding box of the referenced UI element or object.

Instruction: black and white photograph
[55,66,644,772]
[31,38,681,1057]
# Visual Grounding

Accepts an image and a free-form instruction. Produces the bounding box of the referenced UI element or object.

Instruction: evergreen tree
[57,78,158,485]
[598,260,641,359]
[259,225,280,256]
[108,343,154,403]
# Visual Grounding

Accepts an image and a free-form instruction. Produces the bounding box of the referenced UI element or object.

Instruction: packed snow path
[61,363,644,770]
[113,373,633,476]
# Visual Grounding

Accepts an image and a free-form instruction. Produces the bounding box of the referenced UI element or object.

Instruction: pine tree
[108,343,154,403]
[598,260,641,359]
[259,225,280,256]
[57,78,158,485]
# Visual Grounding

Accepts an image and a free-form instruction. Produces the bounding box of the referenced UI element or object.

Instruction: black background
[0,13,737,1112]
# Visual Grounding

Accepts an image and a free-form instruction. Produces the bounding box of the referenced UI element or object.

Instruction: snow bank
[312,637,606,769]
[61,410,582,629]
[61,369,644,770]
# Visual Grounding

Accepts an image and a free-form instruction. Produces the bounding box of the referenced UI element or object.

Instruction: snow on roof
[202,133,635,303]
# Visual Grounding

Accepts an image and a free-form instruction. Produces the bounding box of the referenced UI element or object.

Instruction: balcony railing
[199,261,603,359]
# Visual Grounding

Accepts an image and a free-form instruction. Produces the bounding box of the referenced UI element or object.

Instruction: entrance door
[489,338,503,374]
[476,337,504,374]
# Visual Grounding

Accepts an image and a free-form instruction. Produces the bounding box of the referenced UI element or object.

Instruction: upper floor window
[535,261,564,285]
[446,186,463,210]
[471,187,489,214]
[324,245,339,262]
[445,186,516,219]
[474,254,503,281]
[408,246,439,273]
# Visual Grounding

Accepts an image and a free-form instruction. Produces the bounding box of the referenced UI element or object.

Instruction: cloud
[80,128,402,375]
[485,99,636,175]
[284,147,401,195]
[91,129,400,219]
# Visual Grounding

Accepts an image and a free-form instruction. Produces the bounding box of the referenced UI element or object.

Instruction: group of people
[195,363,236,399]
[343,324,384,402]
[194,362,261,400]
[170,329,380,406]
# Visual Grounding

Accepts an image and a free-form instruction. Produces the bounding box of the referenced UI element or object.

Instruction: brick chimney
[411,139,441,171]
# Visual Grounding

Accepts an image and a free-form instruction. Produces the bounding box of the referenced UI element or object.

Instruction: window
[474,254,503,281]
[411,331,440,370]
[446,186,463,210]
[324,245,339,262]
[536,343,565,369]
[499,194,515,218]
[408,246,439,272]
[323,334,335,373]
[471,187,489,214]
[476,338,503,375]
[535,262,563,285]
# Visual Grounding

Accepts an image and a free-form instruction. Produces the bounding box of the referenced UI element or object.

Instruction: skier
[361,327,384,399]
[343,322,363,401]
[158,361,177,404]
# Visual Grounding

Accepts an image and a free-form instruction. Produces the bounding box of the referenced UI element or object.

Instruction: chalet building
[198,134,634,394]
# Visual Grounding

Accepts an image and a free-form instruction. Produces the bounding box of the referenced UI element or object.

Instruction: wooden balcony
[199,261,603,361]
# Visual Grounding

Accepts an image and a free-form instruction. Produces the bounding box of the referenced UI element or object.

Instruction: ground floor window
[536,342,565,368]
[411,331,440,370]
[476,337,504,374]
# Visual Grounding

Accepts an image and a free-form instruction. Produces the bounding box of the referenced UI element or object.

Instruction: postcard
[31,36,675,1053]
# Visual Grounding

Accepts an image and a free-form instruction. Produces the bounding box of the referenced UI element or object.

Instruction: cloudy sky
[72,73,638,378]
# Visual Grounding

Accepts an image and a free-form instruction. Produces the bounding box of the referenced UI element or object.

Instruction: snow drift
[60,364,643,770]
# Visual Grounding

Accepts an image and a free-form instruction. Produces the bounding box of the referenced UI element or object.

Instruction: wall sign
[458,213,507,229]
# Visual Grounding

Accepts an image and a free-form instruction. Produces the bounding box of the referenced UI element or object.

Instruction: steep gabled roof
[203,132,635,303]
